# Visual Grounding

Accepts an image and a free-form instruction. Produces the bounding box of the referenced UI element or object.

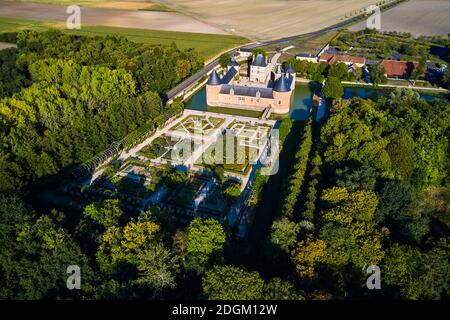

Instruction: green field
[0,16,248,59]
[205,106,263,118]
[7,0,173,10]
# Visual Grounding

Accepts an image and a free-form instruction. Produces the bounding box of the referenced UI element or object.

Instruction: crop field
[0,16,248,58]
[9,1,175,11]
[156,0,400,40]
[0,1,224,34]
[349,0,450,36]
[9,1,149,9]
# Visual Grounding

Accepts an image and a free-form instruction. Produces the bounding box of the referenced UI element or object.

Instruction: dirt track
[349,0,450,36]
[0,1,228,34]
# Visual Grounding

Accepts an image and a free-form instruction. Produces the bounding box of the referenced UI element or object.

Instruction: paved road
[166,1,408,102]
[165,9,372,102]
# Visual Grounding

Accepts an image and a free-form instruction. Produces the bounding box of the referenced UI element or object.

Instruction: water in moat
[184,82,445,121]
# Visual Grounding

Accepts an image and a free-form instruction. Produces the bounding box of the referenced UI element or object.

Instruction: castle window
[278,100,282,105]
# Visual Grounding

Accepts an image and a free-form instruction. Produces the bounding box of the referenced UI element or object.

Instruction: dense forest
[264,89,449,299]
[0,30,203,192]
[0,30,449,300]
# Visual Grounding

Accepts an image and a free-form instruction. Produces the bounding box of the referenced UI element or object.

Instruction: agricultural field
[155,0,400,40]
[0,0,227,34]
[349,0,450,36]
[9,0,175,11]
[0,16,248,58]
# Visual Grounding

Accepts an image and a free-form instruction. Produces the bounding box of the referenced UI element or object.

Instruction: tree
[202,265,264,300]
[96,215,160,271]
[378,181,429,243]
[386,130,416,181]
[328,62,350,81]
[369,64,387,86]
[223,184,241,204]
[135,243,179,299]
[269,218,300,253]
[323,76,344,100]
[83,199,123,228]
[292,236,328,279]
[219,53,231,68]
[319,187,386,267]
[252,48,266,57]
[280,121,313,218]
[410,56,426,80]
[187,218,225,265]
[335,165,378,192]
[261,278,304,300]
[383,242,450,299]
[0,195,94,299]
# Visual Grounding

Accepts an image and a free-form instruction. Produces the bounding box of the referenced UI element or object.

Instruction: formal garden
[137,134,202,163]
[169,114,225,136]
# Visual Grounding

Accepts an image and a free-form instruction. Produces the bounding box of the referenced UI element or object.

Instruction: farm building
[319,53,366,67]
[296,53,318,63]
[379,60,419,79]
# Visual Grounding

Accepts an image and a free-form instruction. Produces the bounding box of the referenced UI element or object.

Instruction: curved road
[165,1,405,101]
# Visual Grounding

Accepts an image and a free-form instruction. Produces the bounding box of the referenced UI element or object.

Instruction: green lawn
[0,16,248,59]
[206,106,262,118]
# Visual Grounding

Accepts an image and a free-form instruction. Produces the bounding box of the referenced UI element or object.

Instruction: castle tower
[274,64,282,80]
[206,69,221,106]
[272,73,292,114]
[286,64,296,89]
[250,53,269,83]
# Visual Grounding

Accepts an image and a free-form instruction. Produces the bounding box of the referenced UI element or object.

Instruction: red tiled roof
[319,53,366,65]
[379,60,419,78]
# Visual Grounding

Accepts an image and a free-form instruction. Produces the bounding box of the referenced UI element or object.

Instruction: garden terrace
[137,134,202,164]
[168,114,225,137]
[198,133,260,176]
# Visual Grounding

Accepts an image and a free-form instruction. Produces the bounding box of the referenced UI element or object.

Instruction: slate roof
[253,53,267,67]
[221,67,238,84]
[219,85,273,99]
[296,53,315,57]
[207,70,221,85]
[273,73,292,92]
[286,64,295,74]
[275,65,282,74]
[228,58,239,67]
